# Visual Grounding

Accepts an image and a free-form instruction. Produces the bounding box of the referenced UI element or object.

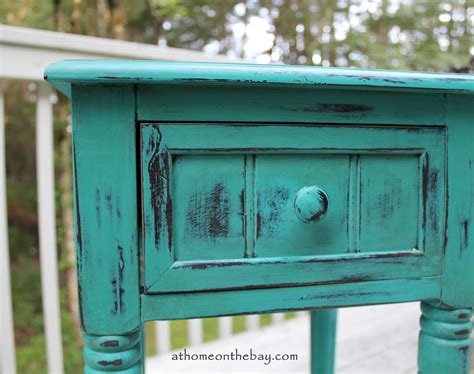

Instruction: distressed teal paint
[138,86,448,126]
[71,85,140,334]
[141,277,441,320]
[45,61,474,373]
[45,60,474,94]
[173,155,246,261]
[442,94,474,308]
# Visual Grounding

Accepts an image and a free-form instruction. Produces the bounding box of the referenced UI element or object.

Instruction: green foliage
[3,1,471,70]
[151,0,191,17]
[0,0,54,29]
[202,317,218,342]
[171,320,189,349]
[10,251,46,373]
[59,278,83,374]
[233,315,247,334]
[260,313,272,327]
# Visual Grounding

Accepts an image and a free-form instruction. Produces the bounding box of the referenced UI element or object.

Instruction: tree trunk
[71,0,82,34]
[53,0,63,32]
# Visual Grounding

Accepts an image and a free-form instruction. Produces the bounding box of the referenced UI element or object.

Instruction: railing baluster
[245,315,260,331]
[188,319,203,346]
[218,317,233,338]
[271,313,285,323]
[154,321,171,354]
[36,82,64,374]
[0,83,17,374]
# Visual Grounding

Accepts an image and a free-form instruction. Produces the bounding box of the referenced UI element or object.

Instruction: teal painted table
[46,61,474,373]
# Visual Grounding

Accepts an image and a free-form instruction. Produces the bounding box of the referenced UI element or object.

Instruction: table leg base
[418,302,472,374]
[83,328,144,373]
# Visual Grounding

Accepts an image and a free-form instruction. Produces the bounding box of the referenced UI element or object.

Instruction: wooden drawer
[141,123,445,294]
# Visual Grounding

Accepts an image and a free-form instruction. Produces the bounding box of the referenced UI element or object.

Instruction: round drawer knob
[294,186,329,223]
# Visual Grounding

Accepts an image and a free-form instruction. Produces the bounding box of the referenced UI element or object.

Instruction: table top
[45,60,474,97]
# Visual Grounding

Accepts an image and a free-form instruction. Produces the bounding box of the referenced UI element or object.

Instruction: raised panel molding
[141,123,445,294]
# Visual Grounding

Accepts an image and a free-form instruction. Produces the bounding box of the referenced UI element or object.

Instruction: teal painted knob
[294,186,329,223]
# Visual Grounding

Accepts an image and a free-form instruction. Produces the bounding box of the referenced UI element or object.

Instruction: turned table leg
[418,302,472,373]
[70,87,143,373]
[83,328,144,373]
[311,309,337,374]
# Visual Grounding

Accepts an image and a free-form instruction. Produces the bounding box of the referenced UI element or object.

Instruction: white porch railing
[0,24,291,374]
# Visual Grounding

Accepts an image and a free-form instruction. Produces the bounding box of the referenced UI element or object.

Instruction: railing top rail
[0,24,241,81]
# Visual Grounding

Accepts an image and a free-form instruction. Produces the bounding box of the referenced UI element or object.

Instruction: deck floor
[146,302,474,373]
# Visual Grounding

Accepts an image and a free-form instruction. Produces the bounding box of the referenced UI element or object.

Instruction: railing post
[188,319,203,346]
[218,317,233,338]
[271,313,285,323]
[0,83,17,374]
[36,82,64,374]
[155,321,171,354]
[245,315,260,331]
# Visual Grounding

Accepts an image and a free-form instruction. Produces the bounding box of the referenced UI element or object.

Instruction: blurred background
[1,1,473,373]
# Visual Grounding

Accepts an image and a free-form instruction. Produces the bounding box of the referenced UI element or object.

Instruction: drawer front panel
[256,155,350,257]
[141,124,445,293]
[173,155,245,261]
[255,154,422,256]
[359,155,420,252]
